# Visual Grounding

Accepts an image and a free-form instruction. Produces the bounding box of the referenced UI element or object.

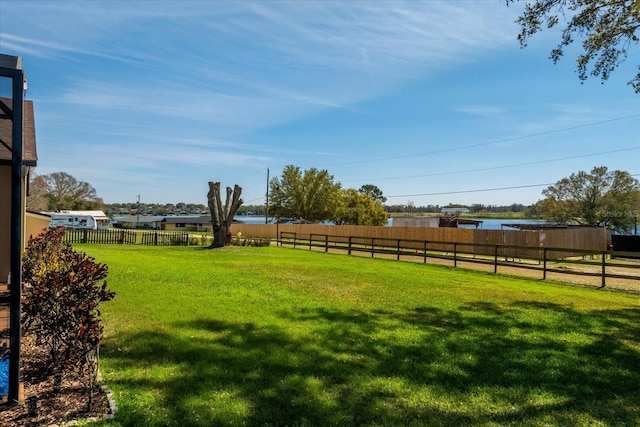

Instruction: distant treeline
[385,203,533,214]
[106,202,208,216]
[105,202,535,217]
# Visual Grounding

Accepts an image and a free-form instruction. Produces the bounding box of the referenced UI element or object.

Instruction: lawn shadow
[100,302,640,426]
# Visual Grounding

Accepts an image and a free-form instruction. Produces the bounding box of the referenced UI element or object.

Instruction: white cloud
[5,1,524,130]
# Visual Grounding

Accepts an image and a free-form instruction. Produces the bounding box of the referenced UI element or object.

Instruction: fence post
[309,234,313,251]
[494,245,499,274]
[324,234,328,252]
[396,239,401,261]
[601,251,606,288]
[453,243,457,267]
[423,241,427,264]
[120,230,125,244]
[348,236,352,255]
[543,248,547,280]
[293,232,297,248]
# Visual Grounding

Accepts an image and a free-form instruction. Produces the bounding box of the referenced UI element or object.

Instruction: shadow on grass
[100,303,640,426]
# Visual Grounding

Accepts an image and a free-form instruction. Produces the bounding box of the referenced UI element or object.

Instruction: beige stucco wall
[1,166,11,369]
[25,211,50,243]
[0,167,34,282]
[0,166,11,282]
[162,223,212,232]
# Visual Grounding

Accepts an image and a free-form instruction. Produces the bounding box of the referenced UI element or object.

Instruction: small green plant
[188,234,212,246]
[231,236,271,247]
[22,228,114,409]
[169,235,187,246]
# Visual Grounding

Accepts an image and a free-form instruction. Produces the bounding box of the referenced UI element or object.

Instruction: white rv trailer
[49,213,98,230]
[49,211,111,230]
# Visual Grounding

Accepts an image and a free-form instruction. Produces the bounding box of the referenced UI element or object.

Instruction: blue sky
[1,1,638,208]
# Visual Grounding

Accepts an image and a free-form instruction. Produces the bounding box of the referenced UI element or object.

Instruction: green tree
[358,184,387,203]
[538,166,640,232]
[269,165,341,223]
[333,188,388,226]
[509,0,640,92]
[28,171,103,211]
[470,203,486,213]
[26,173,49,211]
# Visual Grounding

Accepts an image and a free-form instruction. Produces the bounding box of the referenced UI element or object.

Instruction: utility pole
[265,168,269,224]
[136,195,140,229]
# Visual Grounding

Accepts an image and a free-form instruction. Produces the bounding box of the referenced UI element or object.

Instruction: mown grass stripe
[78,244,639,427]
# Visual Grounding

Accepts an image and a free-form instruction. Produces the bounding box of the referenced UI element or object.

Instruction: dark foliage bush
[22,228,114,385]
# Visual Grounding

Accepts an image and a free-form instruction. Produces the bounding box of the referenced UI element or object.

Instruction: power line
[385,173,640,199]
[320,114,640,168]
[344,146,640,183]
[244,196,266,204]
[386,182,555,199]
[245,113,639,204]
[240,172,640,205]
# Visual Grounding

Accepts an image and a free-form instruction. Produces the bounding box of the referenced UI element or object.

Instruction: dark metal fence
[279,232,640,289]
[140,231,189,246]
[63,229,189,246]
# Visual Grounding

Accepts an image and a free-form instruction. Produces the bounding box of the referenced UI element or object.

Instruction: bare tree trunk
[207,182,243,247]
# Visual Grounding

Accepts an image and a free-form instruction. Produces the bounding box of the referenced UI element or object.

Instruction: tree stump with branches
[207,182,243,247]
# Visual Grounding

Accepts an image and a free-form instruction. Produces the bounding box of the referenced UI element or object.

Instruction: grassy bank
[79,244,639,426]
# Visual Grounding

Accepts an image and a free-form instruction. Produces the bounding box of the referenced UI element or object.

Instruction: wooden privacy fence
[63,229,189,246]
[231,223,611,256]
[278,231,640,289]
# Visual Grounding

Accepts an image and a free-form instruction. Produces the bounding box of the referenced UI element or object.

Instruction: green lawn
[79,244,640,427]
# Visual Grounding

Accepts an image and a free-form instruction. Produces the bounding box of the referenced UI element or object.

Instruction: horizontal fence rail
[63,229,189,246]
[279,232,640,289]
[231,223,611,255]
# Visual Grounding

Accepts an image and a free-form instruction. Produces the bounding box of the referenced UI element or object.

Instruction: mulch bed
[0,333,111,426]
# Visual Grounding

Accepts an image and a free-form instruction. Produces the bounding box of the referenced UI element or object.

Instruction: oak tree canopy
[537,166,640,232]
[27,171,103,212]
[509,0,640,92]
[268,165,342,223]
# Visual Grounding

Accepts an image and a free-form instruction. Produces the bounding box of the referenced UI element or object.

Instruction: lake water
[459,218,546,230]
[235,216,545,230]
